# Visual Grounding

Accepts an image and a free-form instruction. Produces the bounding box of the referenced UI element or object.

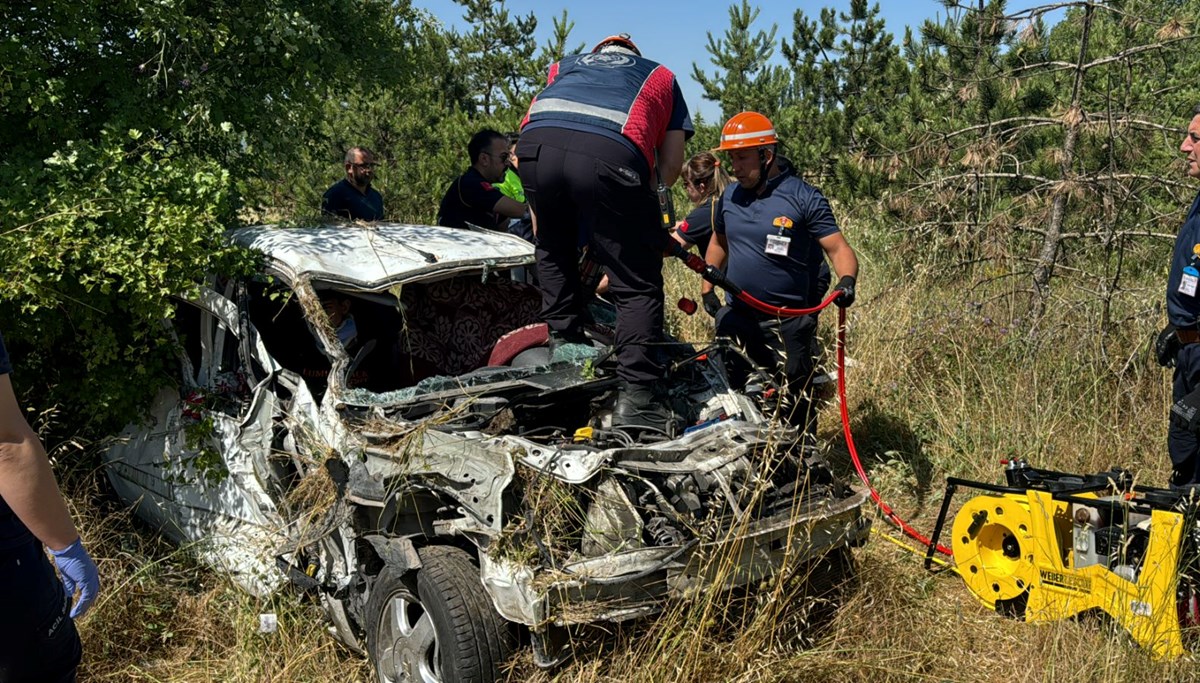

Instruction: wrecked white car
[104,223,871,682]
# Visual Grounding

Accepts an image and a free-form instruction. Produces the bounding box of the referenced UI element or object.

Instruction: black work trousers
[716,305,822,435]
[517,128,666,385]
[1170,343,1200,486]
[0,538,81,683]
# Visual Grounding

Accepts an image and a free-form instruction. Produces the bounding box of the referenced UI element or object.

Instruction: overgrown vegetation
[8,0,1200,680]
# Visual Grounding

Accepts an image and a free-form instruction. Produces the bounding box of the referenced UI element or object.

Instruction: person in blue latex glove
[0,329,99,681]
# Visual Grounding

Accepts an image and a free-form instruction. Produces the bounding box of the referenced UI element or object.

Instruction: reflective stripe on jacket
[522,52,677,167]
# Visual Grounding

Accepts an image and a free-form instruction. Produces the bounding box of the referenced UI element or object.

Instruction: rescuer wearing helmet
[517,33,693,431]
[701,111,858,436]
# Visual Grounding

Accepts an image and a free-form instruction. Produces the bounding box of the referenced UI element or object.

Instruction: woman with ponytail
[672,151,730,255]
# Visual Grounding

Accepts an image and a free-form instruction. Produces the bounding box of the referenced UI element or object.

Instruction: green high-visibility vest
[496,168,525,204]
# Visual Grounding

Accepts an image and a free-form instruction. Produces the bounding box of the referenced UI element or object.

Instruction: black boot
[613,381,672,435]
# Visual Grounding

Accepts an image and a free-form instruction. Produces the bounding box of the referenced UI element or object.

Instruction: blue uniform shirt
[522,52,693,175]
[714,159,839,310]
[1167,192,1200,327]
[436,167,509,231]
[677,196,716,254]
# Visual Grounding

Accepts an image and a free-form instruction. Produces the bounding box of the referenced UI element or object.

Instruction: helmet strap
[752,147,775,194]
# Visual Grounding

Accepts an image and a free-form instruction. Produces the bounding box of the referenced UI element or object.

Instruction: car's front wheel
[366,545,516,683]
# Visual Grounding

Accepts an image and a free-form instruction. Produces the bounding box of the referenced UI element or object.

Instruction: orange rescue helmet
[716,111,778,151]
[592,33,641,57]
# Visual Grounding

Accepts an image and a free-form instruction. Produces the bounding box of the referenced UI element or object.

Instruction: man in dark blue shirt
[702,111,858,437]
[437,129,527,232]
[0,331,100,681]
[322,147,385,221]
[1159,105,1200,487]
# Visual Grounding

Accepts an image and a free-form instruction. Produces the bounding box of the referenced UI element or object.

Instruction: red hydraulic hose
[834,306,952,556]
[669,245,953,556]
[735,289,842,318]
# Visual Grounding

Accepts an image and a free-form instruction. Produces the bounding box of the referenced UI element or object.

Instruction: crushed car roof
[229,223,534,290]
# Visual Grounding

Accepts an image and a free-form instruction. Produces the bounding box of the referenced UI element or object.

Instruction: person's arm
[0,371,101,618]
[657,130,687,187]
[492,196,527,220]
[702,231,728,296]
[819,232,858,280]
[819,232,859,307]
[320,187,338,217]
[0,374,78,550]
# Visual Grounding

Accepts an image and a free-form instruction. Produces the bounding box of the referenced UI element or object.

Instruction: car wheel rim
[376,593,440,683]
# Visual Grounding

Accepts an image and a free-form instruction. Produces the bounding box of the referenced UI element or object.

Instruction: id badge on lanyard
[765,234,790,255]
[765,215,794,256]
[1181,266,1199,297]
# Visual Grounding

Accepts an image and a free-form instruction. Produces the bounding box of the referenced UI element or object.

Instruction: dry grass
[58,467,370,682]
[64,224,1199,682]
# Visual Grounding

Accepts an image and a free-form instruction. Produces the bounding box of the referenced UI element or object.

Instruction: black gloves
[702,291,722,318]
[1156,324,1180,368]
[1172,387,1200,432]
[833,275,857,308]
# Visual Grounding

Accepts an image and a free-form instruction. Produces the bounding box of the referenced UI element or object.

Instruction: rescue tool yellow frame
[952,489,1185,658]
[927,461,1198,659]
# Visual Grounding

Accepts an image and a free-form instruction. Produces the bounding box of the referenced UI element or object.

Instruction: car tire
[366,545,516,683]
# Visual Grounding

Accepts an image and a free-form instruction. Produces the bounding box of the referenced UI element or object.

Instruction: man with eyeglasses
[437,129,527,232]
[322,146,385,222]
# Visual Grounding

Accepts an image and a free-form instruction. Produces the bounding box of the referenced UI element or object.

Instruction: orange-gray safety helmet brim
[716,111,778,151]
[592,34,641,57]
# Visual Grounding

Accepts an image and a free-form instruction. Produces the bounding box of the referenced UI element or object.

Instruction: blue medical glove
[49,537,100,618]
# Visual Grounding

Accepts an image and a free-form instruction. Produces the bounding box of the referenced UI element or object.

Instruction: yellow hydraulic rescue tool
[925,460,1200,658]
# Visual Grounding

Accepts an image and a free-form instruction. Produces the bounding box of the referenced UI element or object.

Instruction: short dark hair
[505,131,520,146]
[344,146,373,164]
[1194,103,1200,116]
[468,129,505,165]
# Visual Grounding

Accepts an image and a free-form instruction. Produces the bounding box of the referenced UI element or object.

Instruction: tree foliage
[0,0,415,431]
[5,0,1200,438]
[691,1,789,122]
[780,0,907,196]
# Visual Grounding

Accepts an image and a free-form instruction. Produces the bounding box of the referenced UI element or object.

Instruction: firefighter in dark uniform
[437,129,527,232]
[0,330,100,681]
[702,112,858,437]
[1158,105,1200,488]
[517,33,693,431]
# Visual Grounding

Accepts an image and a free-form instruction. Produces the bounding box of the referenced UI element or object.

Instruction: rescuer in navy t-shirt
[517,33,693,433]
[701,112,859,438]
[437,129,528,232]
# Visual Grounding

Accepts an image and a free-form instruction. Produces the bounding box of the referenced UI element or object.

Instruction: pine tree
[691,1,789,122]
[780,0,909,196]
